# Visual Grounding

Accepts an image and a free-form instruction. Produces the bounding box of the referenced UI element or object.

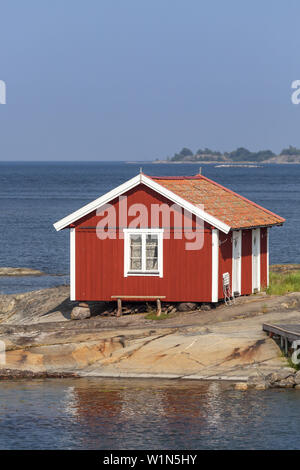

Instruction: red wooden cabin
[54,173,285,305]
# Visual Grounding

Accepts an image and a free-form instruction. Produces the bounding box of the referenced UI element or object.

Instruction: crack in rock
[101,331,176,365]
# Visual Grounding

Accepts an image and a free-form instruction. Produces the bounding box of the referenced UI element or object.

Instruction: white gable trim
[53,173,231,234]
[53,174,141,231]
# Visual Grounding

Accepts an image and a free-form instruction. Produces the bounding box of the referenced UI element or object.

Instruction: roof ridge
[151,175,202,180]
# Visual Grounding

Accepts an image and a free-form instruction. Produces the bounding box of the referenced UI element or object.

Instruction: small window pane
[131,245,142,257]
[146,258,158,270]
[146,235,158,271]
[146,235,158,249]
[130,235,142,270]
[131,259,142,270]
[131,235,142,245]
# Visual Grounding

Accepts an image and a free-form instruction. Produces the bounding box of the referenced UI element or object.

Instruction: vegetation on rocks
[286,356,300,372]
[280,145,300,156]
[145,312,170,321]
[267,271,300,296]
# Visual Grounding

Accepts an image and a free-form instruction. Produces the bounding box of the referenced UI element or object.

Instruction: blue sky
[0,0,300,161]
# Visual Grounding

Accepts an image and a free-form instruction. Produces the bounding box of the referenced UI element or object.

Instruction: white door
[252,228,260,292]
[232,230,242,295]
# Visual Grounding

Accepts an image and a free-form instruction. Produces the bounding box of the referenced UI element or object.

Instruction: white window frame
[123,228,164,277]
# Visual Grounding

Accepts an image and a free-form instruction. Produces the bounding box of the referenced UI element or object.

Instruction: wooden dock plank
[262,322,300,357]
[263,323,300,342]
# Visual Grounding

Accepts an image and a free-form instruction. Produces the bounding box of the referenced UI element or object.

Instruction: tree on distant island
[225,147,275,162]
[280,145,300,156]
[171,147,194,161]
[254,150,276,161]
[179,147,193,157]
[196,148,222,156]
[171,147,224,162]
[169,146,277,162]
[224,147,251,161]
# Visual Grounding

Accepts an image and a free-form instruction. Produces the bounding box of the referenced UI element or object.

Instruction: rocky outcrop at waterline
[0,284,300,381]
[270,264,300,274]
[0,286,75,324]
[0,369,78,379]
[233,368,300,391]
[1,266,300,382]
[0,286,215,325]
[0,267,45,276]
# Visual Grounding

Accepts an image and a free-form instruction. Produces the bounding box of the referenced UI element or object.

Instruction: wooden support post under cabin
[285,336,288,357]
[156,298,162,317]
[117,298,122,317]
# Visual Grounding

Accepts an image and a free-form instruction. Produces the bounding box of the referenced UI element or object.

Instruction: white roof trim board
[53,173,231,234]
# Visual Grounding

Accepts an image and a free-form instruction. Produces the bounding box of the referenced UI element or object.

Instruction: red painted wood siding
[218,231,232,299]
[74,184,213,302]
[260,228,268,289]
[241,229,252,295]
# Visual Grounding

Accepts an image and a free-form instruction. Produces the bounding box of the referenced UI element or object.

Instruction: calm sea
[0,377,300,450]
[0,162,298,294]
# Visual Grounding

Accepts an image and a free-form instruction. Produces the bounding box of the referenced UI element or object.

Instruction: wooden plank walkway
[263,323,300,356]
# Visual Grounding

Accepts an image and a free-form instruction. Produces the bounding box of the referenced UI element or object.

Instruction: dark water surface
[0,377,299,450]
[0,162,298,294]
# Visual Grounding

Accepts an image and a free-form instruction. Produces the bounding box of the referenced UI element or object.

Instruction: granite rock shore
[0,284,300,386]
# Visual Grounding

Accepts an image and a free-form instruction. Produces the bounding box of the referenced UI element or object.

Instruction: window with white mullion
[124,229,163,277]
[146,234,158,270]
[141,233,146,272]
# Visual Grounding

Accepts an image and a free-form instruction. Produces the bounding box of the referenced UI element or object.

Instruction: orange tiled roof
[150,174,285,229]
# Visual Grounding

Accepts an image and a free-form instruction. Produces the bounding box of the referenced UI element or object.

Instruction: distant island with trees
[155,145,300,164]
